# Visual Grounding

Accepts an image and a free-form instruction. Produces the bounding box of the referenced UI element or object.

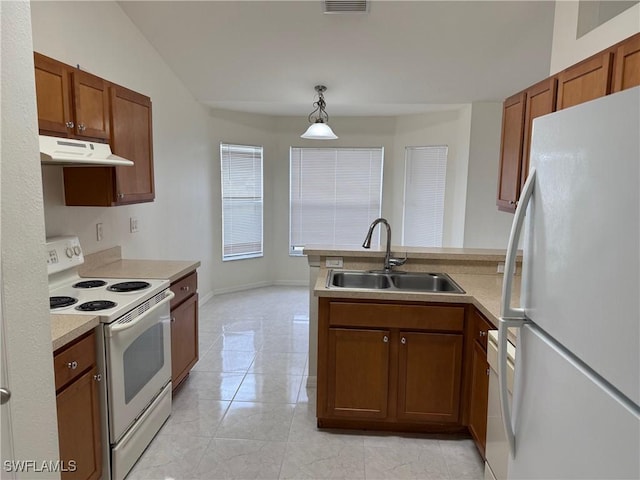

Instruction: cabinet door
[557,52,613,110]
[110,85,155,204]
[613,33,640,92]
[521,78,557,189]
[56,367,102,480]
[397,331,463,423]
[497,92,526,212]
[468,340,490,459]
[171,293,199,390]
[34,52,73,135]
[326,328,390,419]
[71,70,109,140]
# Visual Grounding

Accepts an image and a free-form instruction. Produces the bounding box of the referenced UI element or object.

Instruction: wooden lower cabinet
[466,307,494,458]
[468,340,490,458]
[54,331,102,480]
[326,328,390,419]
[397,332,463,423]
[170,271,199,391]
[317,298,466,431]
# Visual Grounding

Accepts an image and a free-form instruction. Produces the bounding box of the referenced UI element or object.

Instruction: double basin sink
[327,270,465,294]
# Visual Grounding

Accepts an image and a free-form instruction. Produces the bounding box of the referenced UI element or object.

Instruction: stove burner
[76,300,117,312]
[73,280,107,289]
[107,281,151,293]
[50,296,78,309]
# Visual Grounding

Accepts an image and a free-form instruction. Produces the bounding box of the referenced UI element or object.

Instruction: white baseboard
[272,280,308,287]
[211,280,271,296]
[305,376,317,388]
[197,291,214,307]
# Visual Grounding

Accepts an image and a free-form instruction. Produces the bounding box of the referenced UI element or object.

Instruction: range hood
[39,135,134,167]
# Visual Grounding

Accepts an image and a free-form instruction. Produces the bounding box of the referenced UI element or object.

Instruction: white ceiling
[118,1,556,117]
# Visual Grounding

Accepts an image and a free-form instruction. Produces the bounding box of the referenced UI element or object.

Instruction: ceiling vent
[324,0,369,14]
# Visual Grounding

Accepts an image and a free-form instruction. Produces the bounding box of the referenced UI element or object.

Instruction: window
[290,147,384,255]
[220,143,263,260]
[402,146,448,247]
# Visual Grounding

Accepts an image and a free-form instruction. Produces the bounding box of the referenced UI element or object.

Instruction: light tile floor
[128,286,484,480]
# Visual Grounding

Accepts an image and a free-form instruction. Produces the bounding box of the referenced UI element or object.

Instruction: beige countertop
[51,314,100,352]
[51,249,200,350]
[80,259,200,283]
[313,268,521,343]
[304,244,517,262]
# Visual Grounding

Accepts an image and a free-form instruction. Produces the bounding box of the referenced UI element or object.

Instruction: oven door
[104,289,174,443]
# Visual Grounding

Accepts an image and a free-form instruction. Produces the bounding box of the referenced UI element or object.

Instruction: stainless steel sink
[389,272,464,293]
[327,270,465,293]
[329,271,392,289]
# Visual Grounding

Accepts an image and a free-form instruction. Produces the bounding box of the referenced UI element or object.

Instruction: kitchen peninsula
[305,245,520,457]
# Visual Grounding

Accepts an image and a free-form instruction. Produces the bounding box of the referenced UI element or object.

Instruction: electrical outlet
[130,217,139,233]
[325,257,344,268]
[96,223,103,242]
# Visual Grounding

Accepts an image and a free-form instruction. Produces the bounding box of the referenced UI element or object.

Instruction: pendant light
[301,85,338,140]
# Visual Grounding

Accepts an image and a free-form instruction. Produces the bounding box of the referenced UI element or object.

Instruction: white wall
[1,1,60,475]
[30,0,513,295]
[464,103,515,249]
[31,1,216,302]
[551,1,640,74]
[270,116,398,283]
[394,108,472,247]
[207,109,279,294]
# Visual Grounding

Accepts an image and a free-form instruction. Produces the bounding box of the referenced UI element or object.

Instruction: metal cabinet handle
[486,368,491,376]
[171,317,176,323]
[180,286,190,292]
[67,361,78,370]
[118,193,124,199]
[401,337,406,344]
[65,121,74,128]
[0,388,11,405]
[479,331,487,337]
[94,374,102,382]
[78,123,86,132]
[382,335,388,343]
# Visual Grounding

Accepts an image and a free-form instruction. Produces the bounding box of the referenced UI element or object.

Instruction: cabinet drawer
[471,308,494,351]
[328,301,464,332]
[170,271,197,309]
[54,331,96,391]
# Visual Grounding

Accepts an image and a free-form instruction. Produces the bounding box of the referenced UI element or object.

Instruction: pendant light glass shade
[301,121,338,140]
[301,85,338,140]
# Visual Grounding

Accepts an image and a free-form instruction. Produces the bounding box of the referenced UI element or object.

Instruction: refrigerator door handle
[498,317,526,456]
[501,167,536,319]
[498,168,535,456]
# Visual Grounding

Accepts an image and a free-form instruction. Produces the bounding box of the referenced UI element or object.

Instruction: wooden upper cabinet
[34,52,109,141]
[63,85,155,206]
[557,51,613,110]
[109,84,155,204]
[71,70,109,140]
[496,92,526,212]
[613,32,640,92]
[34,52,73,135]
[520,78,557,189]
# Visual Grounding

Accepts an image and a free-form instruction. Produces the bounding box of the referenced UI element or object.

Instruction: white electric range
[47,236,173,480]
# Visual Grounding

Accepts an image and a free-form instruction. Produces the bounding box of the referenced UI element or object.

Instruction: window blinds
[402,146,448,247]
[290,147,384,254]
[220,143,263,260]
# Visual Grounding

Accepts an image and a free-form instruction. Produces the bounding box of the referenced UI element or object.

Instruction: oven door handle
[107,290,175,335]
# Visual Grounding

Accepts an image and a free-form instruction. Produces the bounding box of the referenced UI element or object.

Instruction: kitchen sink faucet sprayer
[362,218,407,272]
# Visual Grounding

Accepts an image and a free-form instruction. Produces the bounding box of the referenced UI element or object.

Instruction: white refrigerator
[499,86,640,479]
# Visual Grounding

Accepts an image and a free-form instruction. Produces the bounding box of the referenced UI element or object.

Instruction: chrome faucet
[362,218,407,272]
